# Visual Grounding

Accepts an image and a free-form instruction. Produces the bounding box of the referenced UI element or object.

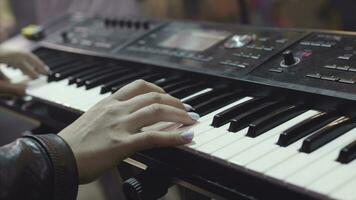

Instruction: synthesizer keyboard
[1,14,356,200]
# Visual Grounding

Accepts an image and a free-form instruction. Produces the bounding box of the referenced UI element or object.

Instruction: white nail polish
[183,103,193,111]
[181,130,194,141]
[188,112,200,121]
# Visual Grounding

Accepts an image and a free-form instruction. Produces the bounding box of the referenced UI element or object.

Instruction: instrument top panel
[118,21,307,78]
[248,32,356,97]
[44,14,164,53]
[39,15,356,100]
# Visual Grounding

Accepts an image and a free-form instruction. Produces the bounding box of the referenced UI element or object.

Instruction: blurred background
[1,0,356,42]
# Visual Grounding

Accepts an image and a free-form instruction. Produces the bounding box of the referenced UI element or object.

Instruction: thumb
[129,130,194,151]
[0,80,26,96]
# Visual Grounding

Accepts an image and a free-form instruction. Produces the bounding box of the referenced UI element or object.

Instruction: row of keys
[300,41,334,48]
[306,73,355,84]
[179,98,356,200]
[4,47,356,200]
[233,52,261,60]
[29,48,240,117]
[103,18,151,30]
[323,64,356,72]
[219,60,248,68]
[245,44,274,51]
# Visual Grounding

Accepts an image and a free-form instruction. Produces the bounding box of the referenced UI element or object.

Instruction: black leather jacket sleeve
[0,134,78,200]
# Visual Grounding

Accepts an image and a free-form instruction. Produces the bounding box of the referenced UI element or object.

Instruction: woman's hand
[58,80,198,184]
[0,48,48,96]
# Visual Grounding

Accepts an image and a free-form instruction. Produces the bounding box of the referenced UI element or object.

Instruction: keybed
[1,47,356,200]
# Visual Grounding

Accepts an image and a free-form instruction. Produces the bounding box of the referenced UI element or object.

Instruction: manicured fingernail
[188,112,200,121]
[44,65,50,73]
[183,103,193,111]
[181,130,194,141]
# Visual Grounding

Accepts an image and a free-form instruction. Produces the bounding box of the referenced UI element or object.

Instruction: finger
[128,130,194,151]
[17,61,39,79]
[111,79,165,101]
[22,52,49,74]
[1,52,41,78]
[0,80,26,96]
[124,92,186,113]
[126,104,199,132]
[0,70,10,82]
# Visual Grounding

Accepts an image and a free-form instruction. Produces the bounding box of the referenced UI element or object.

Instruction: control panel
[249,32,356,94]
[119,22,306,78]
[37,14,356,99]
[44,14,164,53]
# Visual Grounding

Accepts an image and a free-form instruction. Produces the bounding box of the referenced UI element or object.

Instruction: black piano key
[109,72,163,93]
[34,50,64,62]
[182,85,228,106]
[277,112,339,147]
[85,68,133,89]
[45,56,79,69]
[50,64,93,81]
[247,105,306,137]
[300,116,354,153]
[162,79,194,93]
[193,89,244,116]
[40,55,64,65]
[337,140,356,164]
[154,76,182,87]
[228,101,283,133]
[49,60,84,73]
[48,61,85,82]
[211,97,268,128]
[68,67,102,85]
[100,71,151,94]
[169,82,206,99]
[76,67,118,87]
[137,72,163,82]
[33,49,53,58]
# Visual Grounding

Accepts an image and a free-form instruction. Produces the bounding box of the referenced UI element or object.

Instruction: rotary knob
[142,21,150,30]
[283,50,296,65]
[280,50,300,67]
[122,168,171,200]
[61,32,70,43]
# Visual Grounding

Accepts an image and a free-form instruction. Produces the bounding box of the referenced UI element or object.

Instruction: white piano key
[207,127,254,160]
[330,175,356,200]
[308,160,356,195]
[245,110,321,173]
[66,86,105,111]
[265,127,356,181]
[228,110,320,166]
[187,124,231,149]
[196,129,247,154]
[180,88,213,102]
[246,141,301,173]
[287,156,339,188]
[0,64,30,83]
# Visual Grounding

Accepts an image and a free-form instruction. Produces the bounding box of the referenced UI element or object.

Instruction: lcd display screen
[159,30,230,51]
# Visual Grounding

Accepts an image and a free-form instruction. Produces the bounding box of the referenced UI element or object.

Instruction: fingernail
[183,103,193,111]
[45,65,50,72]
[181,130,194,141]
[188,112,200,121]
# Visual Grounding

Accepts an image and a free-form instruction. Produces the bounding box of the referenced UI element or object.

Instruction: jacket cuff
[24,134,78,200]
